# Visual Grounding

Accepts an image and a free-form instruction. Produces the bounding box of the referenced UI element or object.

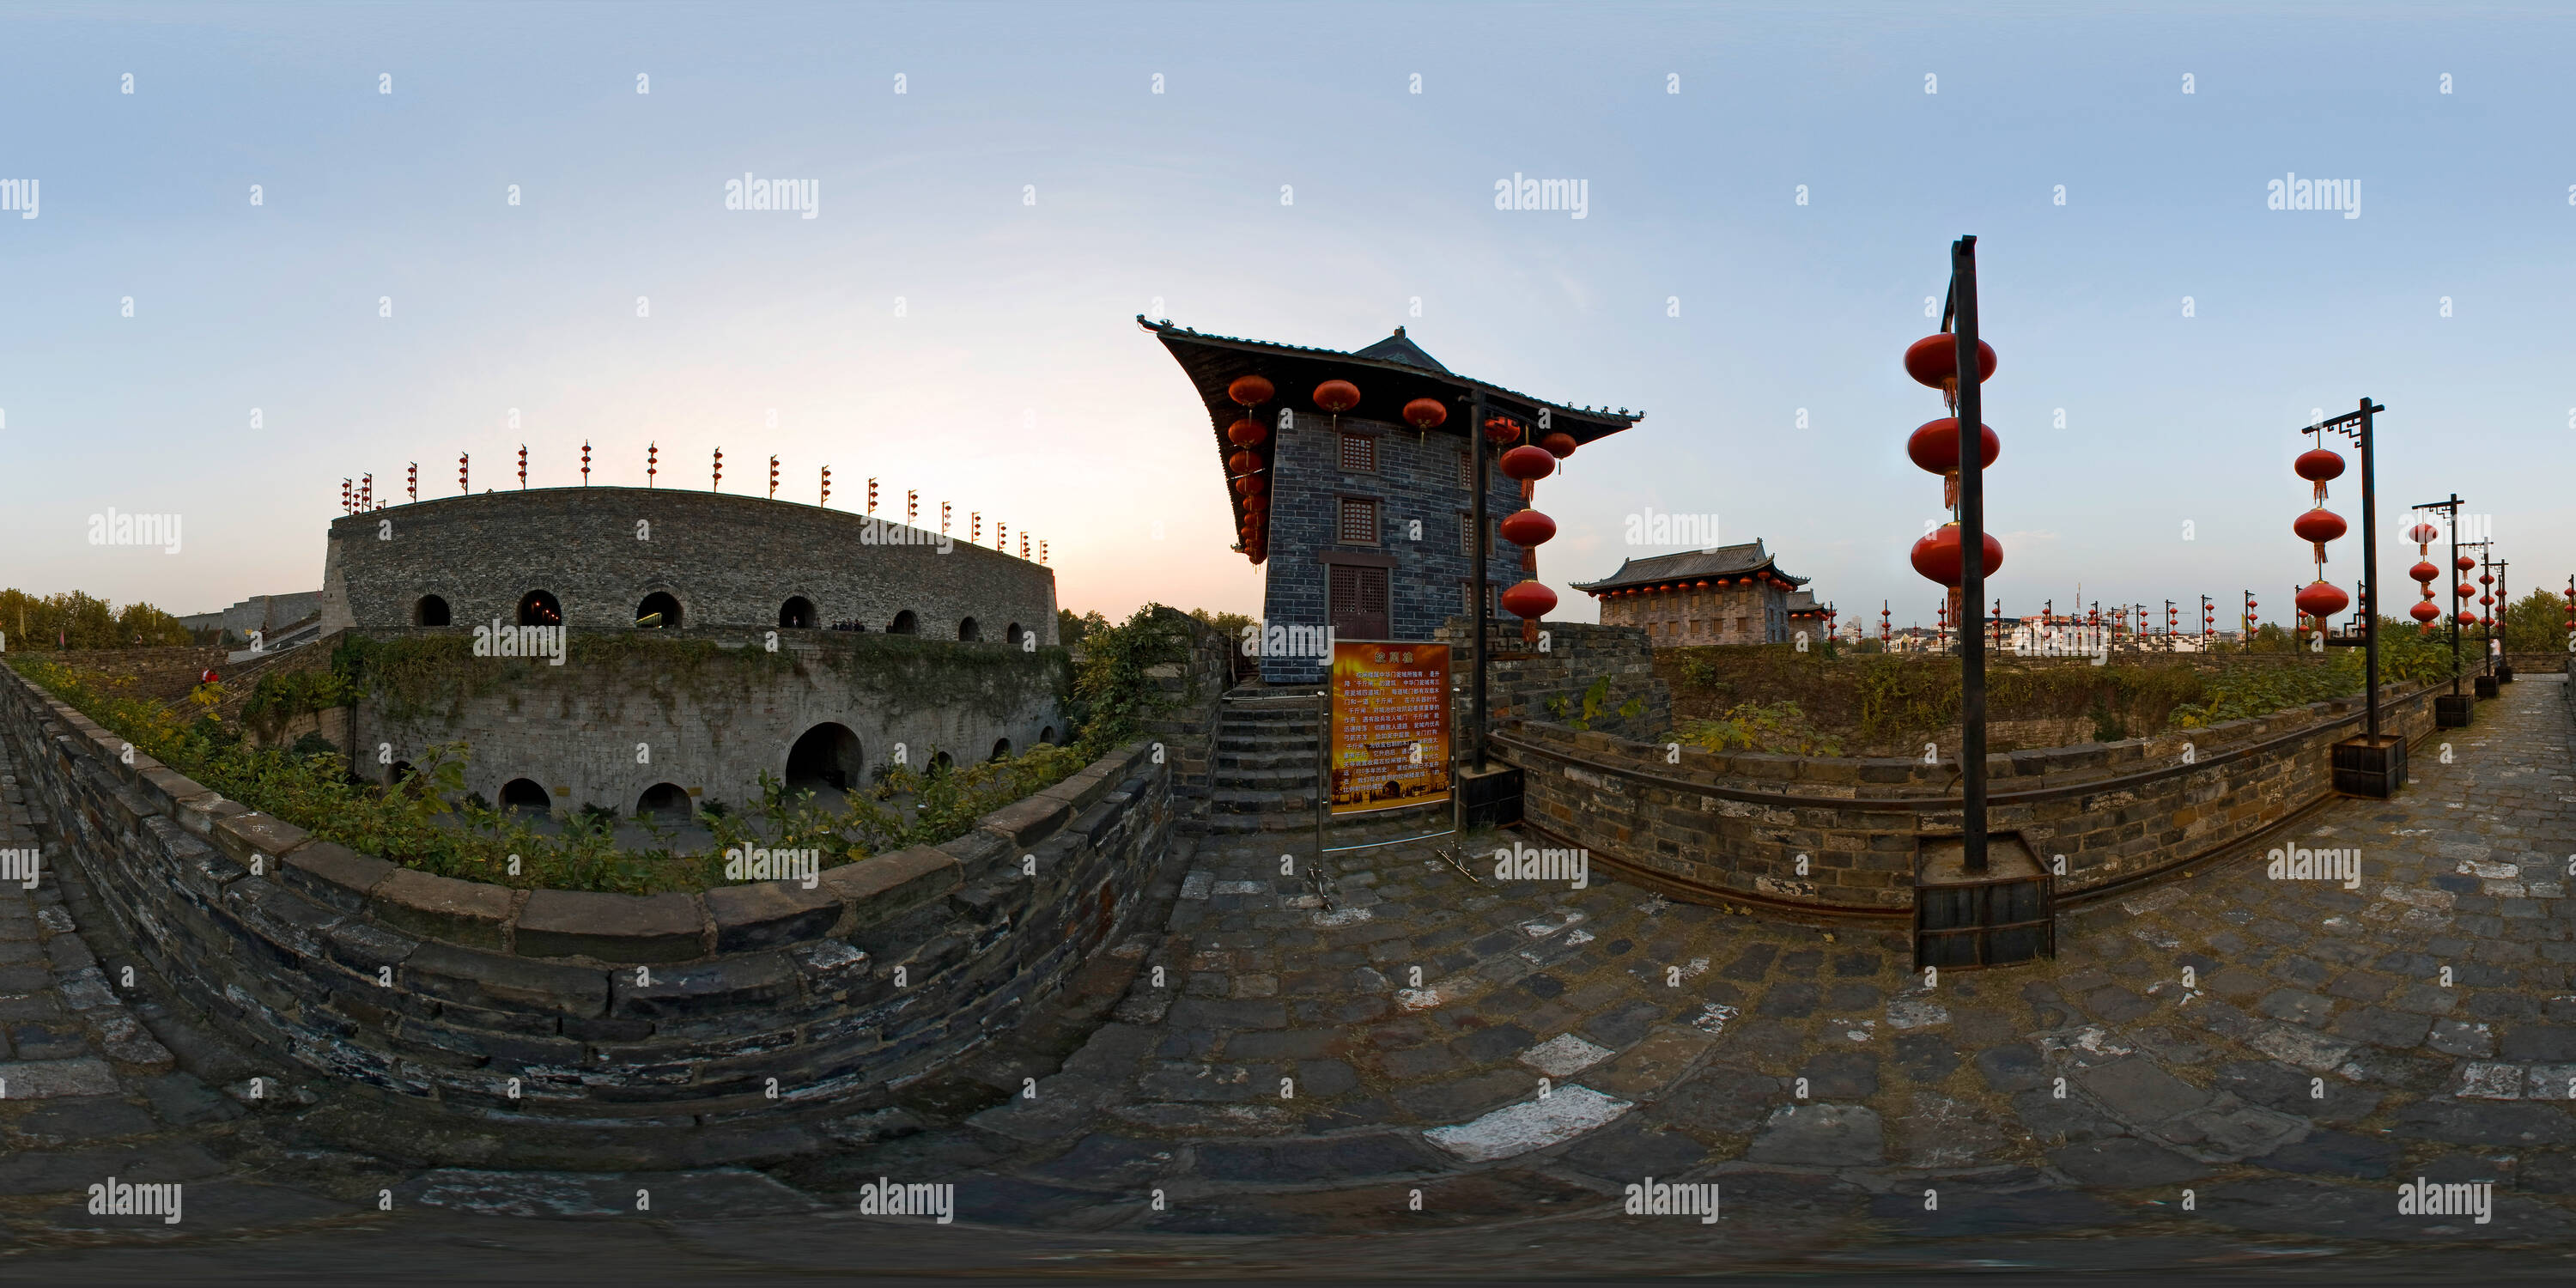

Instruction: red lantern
[1903,334,1997,389]
[1484,416,1520,445]
[1498,444,1556,481]
[1910,524,2004,587]
[2456,555,2476,572]
[2295,581,2349,619]
[1226,451,1261,476]
[1402,398,1448,429]
[1233,474,1266,497]
[1498,508,1556,546]
[2455,611,2476,626]
[1501,580,1557,619]
[2291,509,2347,544]
[1227,417,1268,448]
[2409,560,2439,583]
[1905,418,2000,474]
[2478,573,2492,586]
[2293,448,2345,483]
[1539,431,1577,459]
[2457,582,2476,598]
[2409,600,2440,623]
[2408,522,2440,544]
[1313,380,1361,413]
[1228,374,1274,406]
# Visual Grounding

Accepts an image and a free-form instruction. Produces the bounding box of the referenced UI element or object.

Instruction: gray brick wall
[356,629,1067,816]
[0,659,1170,1146]
[1260,412,1525,683]
[319,487,1057,646]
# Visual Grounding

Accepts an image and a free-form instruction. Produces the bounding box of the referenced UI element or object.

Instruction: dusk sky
[4,2,2569,630]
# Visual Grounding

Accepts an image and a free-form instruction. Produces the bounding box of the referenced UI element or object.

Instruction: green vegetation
[6,605,1192,894]
[2503,590,2567,655]
[1671,701,1843,756]
[1658,636,2458,752]
[0,589,191,651]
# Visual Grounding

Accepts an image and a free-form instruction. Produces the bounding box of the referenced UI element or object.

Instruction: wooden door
[1329,564,1389,639]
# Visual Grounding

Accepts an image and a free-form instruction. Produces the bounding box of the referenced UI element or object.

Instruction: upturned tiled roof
[1573,540,1809,593]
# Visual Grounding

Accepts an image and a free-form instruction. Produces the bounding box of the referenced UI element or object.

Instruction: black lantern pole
[1951,234,1989,875]
[2414,494,2464,701]
[2304,400,2385,739]
[1469,389,1489,773]
[2481,551,2500,679]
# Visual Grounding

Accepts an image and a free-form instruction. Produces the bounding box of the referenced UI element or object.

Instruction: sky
[3,1,2570,633]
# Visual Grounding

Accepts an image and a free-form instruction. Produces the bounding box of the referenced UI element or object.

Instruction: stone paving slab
[1,676,2573,1276]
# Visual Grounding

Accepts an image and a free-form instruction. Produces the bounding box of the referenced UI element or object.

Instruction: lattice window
[1338,496,1378,544]
[1340,434,1376,473]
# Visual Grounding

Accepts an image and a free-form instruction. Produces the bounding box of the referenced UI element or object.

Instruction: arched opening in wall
[1039,726,1056,745]
[518,590,562,627]
[990,738,1011,761]
[414,595,451,627]
[957,617,981,642]
[888,610,919,635]
[387,760,416,792]
[785,722,863,792]
[635,592,682,629]
[779,597,816,629]
[635,782,692,820]
[929,750,954,774]
[1005,622,1024,646]
[499,778,552,813]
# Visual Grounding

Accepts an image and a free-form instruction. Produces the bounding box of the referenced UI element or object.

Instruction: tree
[2502,589,2563,655]
[1056,607,1109,647]
[1188,607,1256,641]
[0,588,191,651]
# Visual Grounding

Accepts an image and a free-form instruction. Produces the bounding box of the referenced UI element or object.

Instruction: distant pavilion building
[1144,319,1641,683]
[1577,539,1831,647]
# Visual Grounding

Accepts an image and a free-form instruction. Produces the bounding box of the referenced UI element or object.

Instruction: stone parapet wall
[0,659,1169,1133]
[1436,618,1671,745]
[319,486,1057,644]
[1496,679,2437,914]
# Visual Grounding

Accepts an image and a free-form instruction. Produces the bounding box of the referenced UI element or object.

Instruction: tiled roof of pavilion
[1144,318,1643,565]
[1573,540,1808,594]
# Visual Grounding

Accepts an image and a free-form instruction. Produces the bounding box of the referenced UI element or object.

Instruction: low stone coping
[1,661,1151,965]
[1510,679,2431,805]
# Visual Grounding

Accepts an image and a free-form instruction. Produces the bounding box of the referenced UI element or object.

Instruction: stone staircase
[1206,688,1322,834]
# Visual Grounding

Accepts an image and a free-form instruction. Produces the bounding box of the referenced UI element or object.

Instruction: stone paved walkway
[6,676,2574,1279]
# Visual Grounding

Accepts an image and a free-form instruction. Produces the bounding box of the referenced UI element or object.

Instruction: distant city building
[1576,540,1823,646]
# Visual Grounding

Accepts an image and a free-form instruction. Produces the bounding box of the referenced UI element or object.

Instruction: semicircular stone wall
[1496,679,2439,914]
[319,486,1057,643]
[0,661,1169,1153]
